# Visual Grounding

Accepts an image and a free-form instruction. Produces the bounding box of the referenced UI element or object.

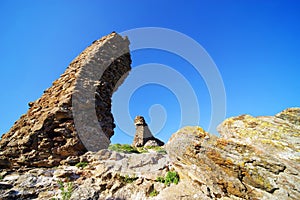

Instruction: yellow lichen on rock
[166,108,300,199]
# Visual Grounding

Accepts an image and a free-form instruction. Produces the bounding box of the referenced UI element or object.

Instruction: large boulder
[165,108,300,199]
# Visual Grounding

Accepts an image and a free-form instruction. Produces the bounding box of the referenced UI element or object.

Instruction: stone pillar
[0,32,131,168]
[132,116,164,147]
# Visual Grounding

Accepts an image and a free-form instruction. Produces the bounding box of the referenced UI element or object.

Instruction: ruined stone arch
[0,32,131,168]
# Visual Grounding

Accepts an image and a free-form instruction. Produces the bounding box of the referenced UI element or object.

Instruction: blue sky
[0,1,299,144]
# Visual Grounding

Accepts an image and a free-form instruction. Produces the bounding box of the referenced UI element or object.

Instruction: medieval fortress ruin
[0,32,299,200]
[0,32,133,168]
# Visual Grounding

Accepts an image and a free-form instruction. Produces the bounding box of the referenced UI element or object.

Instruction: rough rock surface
[0,108,299,199]
[0,32,131,168]
[132,116,164,147]
[165,108,300,200]
[0,149,170,200]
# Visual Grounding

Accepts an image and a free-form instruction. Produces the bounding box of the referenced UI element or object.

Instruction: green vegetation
[58,180,73,200]
[149,189,159,197]
[123,174,138,183]
[156,171,179,186]
[165,171,179,185]
[156,176,164,183]
[108,144,139,153]
[0,175,3,180]
[108,143,166,154]
[144,146,167,154]
[75,161,88,168]
[117,174,138,183]
[135,147,148,153]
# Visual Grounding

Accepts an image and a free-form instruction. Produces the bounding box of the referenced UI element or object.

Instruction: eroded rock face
[132,116,164,147]
[165,108,300,199]
[0,108,299,199]
[0,32,131,168]
[0,149,170,200]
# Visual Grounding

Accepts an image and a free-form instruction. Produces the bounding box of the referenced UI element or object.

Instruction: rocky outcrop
[0,149,170,200]
[0,108,299,199]
[165,108,300,199]
[0,32,131,168]
[132,116,164,147]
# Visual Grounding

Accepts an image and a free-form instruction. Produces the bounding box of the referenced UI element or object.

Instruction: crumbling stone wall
[132,116,164,147]
[0,32,131,168]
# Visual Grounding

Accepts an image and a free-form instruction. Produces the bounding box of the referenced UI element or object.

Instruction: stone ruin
[132,116,164,147]
[0,32,131,168]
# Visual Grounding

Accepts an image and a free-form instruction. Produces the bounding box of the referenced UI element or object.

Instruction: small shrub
[156,171,179,186]
[165,171,179,186]
[156,176,164,183]
[75,161,88,168]
[58,181,73,200]
[149,189,159,197]
[118,174,138,183]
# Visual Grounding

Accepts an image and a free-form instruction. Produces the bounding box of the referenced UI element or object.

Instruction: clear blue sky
[0,1,299,144]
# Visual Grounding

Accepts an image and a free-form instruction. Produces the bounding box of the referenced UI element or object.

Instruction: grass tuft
[58,180,73,200]
[117,174,138,183]
[109,143,166,154]
[149,189,159,197]
[75,161,88,168]
[108,144,139,153]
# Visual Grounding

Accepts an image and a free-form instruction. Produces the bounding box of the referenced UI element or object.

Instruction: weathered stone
[0,108,299,199]
[84,149,170,180]
[132,116,164,147]
[144,140,161,147]
[156,180,211,200]
[166,108,300,200]
[0,149,170,200]
[0,156,11,168]
[0,182,13,190]
[0,32,299,200]
[0,32,131,168]
[275,107,300,126]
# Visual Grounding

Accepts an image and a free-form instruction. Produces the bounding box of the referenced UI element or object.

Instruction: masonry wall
[0,32,131,168]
